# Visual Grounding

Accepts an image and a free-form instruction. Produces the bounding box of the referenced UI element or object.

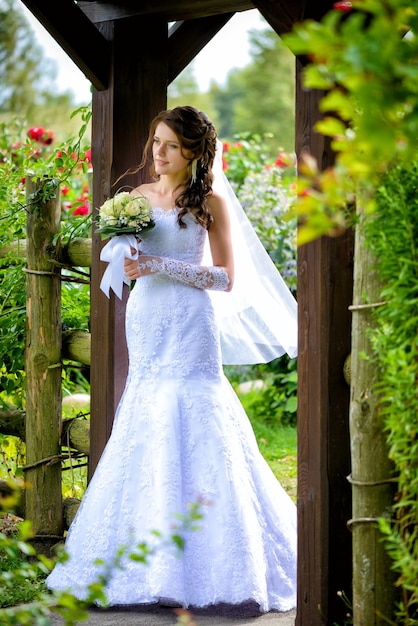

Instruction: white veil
[206,141,298,365]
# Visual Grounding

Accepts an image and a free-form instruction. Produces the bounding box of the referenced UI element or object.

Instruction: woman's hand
[124,255,140,280]
[124,251,156,280]
[124,246,142,280]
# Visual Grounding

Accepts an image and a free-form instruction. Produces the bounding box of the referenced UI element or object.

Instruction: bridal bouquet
[98,192,154,300]
[96,191,155,239]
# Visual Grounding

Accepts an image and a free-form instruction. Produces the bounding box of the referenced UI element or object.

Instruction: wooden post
[295,58,353,625]
[89,16,168,477]
[25,178,63,539]
[349,202,396,625]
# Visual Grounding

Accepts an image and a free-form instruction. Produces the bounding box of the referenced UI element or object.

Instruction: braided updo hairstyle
[141,106,218,229]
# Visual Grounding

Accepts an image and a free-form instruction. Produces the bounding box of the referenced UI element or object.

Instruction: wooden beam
[20,0,111,90]
[78,0,253,23]
[252,0,304,34]
[253,0,335,36]
[295,57,353,626]
[167,14,234,84]
[89,15,168,477]
[303,0,336,20]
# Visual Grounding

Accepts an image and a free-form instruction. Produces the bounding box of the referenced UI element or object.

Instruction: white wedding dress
[46,208,297,613]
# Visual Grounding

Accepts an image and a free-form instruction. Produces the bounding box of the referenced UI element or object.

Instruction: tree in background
[168,67,213,117]
[169,24,295,154]
[216,29,295,152]
[0,0,47,117]
[0,0,90,139]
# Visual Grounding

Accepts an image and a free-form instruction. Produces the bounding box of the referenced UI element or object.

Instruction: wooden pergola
[20,1,354,624]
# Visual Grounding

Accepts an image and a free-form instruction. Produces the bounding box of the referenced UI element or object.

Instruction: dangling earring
[190,159,198,185]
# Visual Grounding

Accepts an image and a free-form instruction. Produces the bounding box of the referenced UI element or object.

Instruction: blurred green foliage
[283,0,418,244]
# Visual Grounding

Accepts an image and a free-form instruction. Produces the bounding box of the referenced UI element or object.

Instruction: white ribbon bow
[99,234,139,299]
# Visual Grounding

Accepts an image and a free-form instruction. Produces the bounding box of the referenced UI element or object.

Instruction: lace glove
[137,256,230,291]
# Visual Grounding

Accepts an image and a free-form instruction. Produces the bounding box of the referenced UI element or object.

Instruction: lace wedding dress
[46,208,297,612]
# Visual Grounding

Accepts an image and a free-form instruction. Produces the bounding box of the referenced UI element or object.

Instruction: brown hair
[121,106,217,229]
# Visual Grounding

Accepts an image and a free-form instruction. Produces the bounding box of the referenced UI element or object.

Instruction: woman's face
[152,122,191,178]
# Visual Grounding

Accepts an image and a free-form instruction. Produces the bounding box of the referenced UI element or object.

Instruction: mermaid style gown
[46,208,297,612]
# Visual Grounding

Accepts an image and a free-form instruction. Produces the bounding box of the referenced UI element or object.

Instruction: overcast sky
[21,6,267,104]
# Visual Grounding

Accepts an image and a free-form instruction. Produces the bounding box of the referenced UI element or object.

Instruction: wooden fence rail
[0,410,90,456]
[0,237,92,268]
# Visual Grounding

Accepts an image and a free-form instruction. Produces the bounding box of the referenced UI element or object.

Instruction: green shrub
[366,162,418,623]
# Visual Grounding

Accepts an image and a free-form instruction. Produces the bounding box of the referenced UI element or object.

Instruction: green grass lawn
[236,388,298,502]
[253,422,297,501]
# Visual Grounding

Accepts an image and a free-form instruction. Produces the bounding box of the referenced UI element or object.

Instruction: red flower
[27,126,54,145]
[333,1,352,11]
[275,152,293,168]
[73,204,89,216]
[298,188,312,198]
[83,148,92,163]
[28,126,45,141]
[61,185,70,196]
[42,129,54,145]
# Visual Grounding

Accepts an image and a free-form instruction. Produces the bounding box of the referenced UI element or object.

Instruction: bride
[46,105,298,614]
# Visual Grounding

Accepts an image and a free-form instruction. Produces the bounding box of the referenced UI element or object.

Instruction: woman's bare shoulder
[130,182,155,197]
[207,190,228,219]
